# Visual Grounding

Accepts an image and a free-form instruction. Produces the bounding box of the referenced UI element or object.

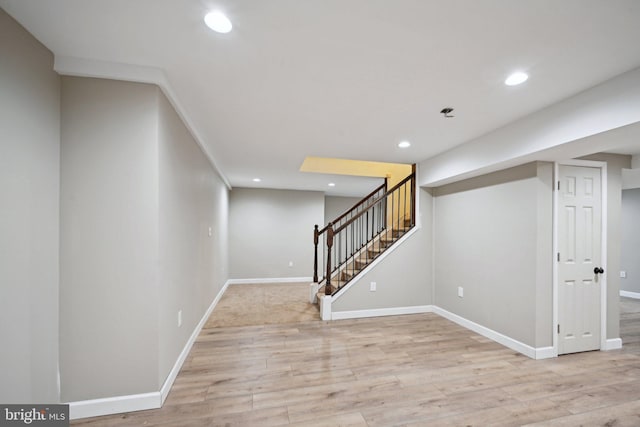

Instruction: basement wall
[60,77,161,401]
[157,91,229,387]
[324,195,361,225]
[0,8,61,404]
[60,76,229,402]
[433,162,554,348]
[229,188,324,280]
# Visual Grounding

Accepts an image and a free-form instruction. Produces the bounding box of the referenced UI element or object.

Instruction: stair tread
[317,221,414,298]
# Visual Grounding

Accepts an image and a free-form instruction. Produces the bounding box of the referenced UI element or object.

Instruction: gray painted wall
[59,76,230,402]
[433,163,553,348]
[332,188,433,311]
[0,9,61,404]
[580,153,631,340]
[622,168,640,190]
[60,77,160,401]
[157,92,229,385]
[621,189,640,293]
[229,188,324,279]
[324,196,361,225]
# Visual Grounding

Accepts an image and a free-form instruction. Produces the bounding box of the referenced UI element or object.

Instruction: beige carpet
[204,282,320,328]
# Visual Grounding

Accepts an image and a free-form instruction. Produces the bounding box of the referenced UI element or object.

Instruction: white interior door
[558,165,603,355]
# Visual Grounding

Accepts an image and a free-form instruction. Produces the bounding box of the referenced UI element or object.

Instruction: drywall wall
[621,188,640,293]
[622,168,640,189]
[633,155,640,169]
[324,196,361,225]
[332,188,433,312]
[433,163,553,348]
[580,153,631,340]
[60,77,160,401]
[0,8,61,404]
[229,188,324,279]
[157,91,229,385]
[534,163,554,347]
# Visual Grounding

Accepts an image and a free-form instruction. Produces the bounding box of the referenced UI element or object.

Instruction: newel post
[325,223,334,295]
[313,224,319,283]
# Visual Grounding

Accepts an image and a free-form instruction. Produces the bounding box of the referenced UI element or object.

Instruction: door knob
[594,267,604,275]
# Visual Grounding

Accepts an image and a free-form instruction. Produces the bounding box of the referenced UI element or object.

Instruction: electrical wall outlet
[621,271,627,278]
[370,282,377,292]
[178,310,182,327]
[208,227,212,237]
[458,287,464,298]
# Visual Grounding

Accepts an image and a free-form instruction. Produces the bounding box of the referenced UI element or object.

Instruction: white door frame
[553,160,608,357]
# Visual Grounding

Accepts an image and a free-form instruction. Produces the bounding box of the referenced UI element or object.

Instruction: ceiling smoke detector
[440,107,454,118]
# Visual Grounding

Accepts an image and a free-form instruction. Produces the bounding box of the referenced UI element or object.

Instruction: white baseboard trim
[227,277,312,285]
[330,304,554,359]
[332,305,432,320]
[620,290,640,299]
[69,280,232,420]
[431,306,554,360]
[604,338,623,350]
[534,346,556,360]
[159,279,230,404]
[69,392,161,420]
[320,295,332,321]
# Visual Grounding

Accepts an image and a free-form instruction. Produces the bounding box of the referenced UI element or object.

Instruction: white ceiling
[3,0,640,195]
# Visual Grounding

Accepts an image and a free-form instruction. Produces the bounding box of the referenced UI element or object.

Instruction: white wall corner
[320,295,332,320]
[604,338,623,351]
[534,346,556,360]
[69,279,231,420]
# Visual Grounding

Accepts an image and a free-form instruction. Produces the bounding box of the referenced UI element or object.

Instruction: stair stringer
[327,225,421,308]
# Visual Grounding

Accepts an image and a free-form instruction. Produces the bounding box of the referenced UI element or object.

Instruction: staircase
[312,168,416,299]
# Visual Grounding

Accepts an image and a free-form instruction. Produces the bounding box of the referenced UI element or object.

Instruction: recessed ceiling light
[328,182,336,187]
[252,178,261,182]
[505,71,528,86]
[204,11,232,34]
[398,141,411,148]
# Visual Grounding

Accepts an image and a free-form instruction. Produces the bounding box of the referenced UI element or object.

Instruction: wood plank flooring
[72,287,640,426]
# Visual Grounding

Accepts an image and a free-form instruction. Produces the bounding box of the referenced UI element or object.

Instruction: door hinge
[557,252,560,262]
[557,324,560,334]
[557,181,560,191]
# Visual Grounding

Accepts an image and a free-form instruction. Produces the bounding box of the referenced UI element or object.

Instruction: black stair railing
[313,180,387,283]
[313,171,416,296]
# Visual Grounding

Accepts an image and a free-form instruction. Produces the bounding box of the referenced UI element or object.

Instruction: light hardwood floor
[72,286,640,426]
